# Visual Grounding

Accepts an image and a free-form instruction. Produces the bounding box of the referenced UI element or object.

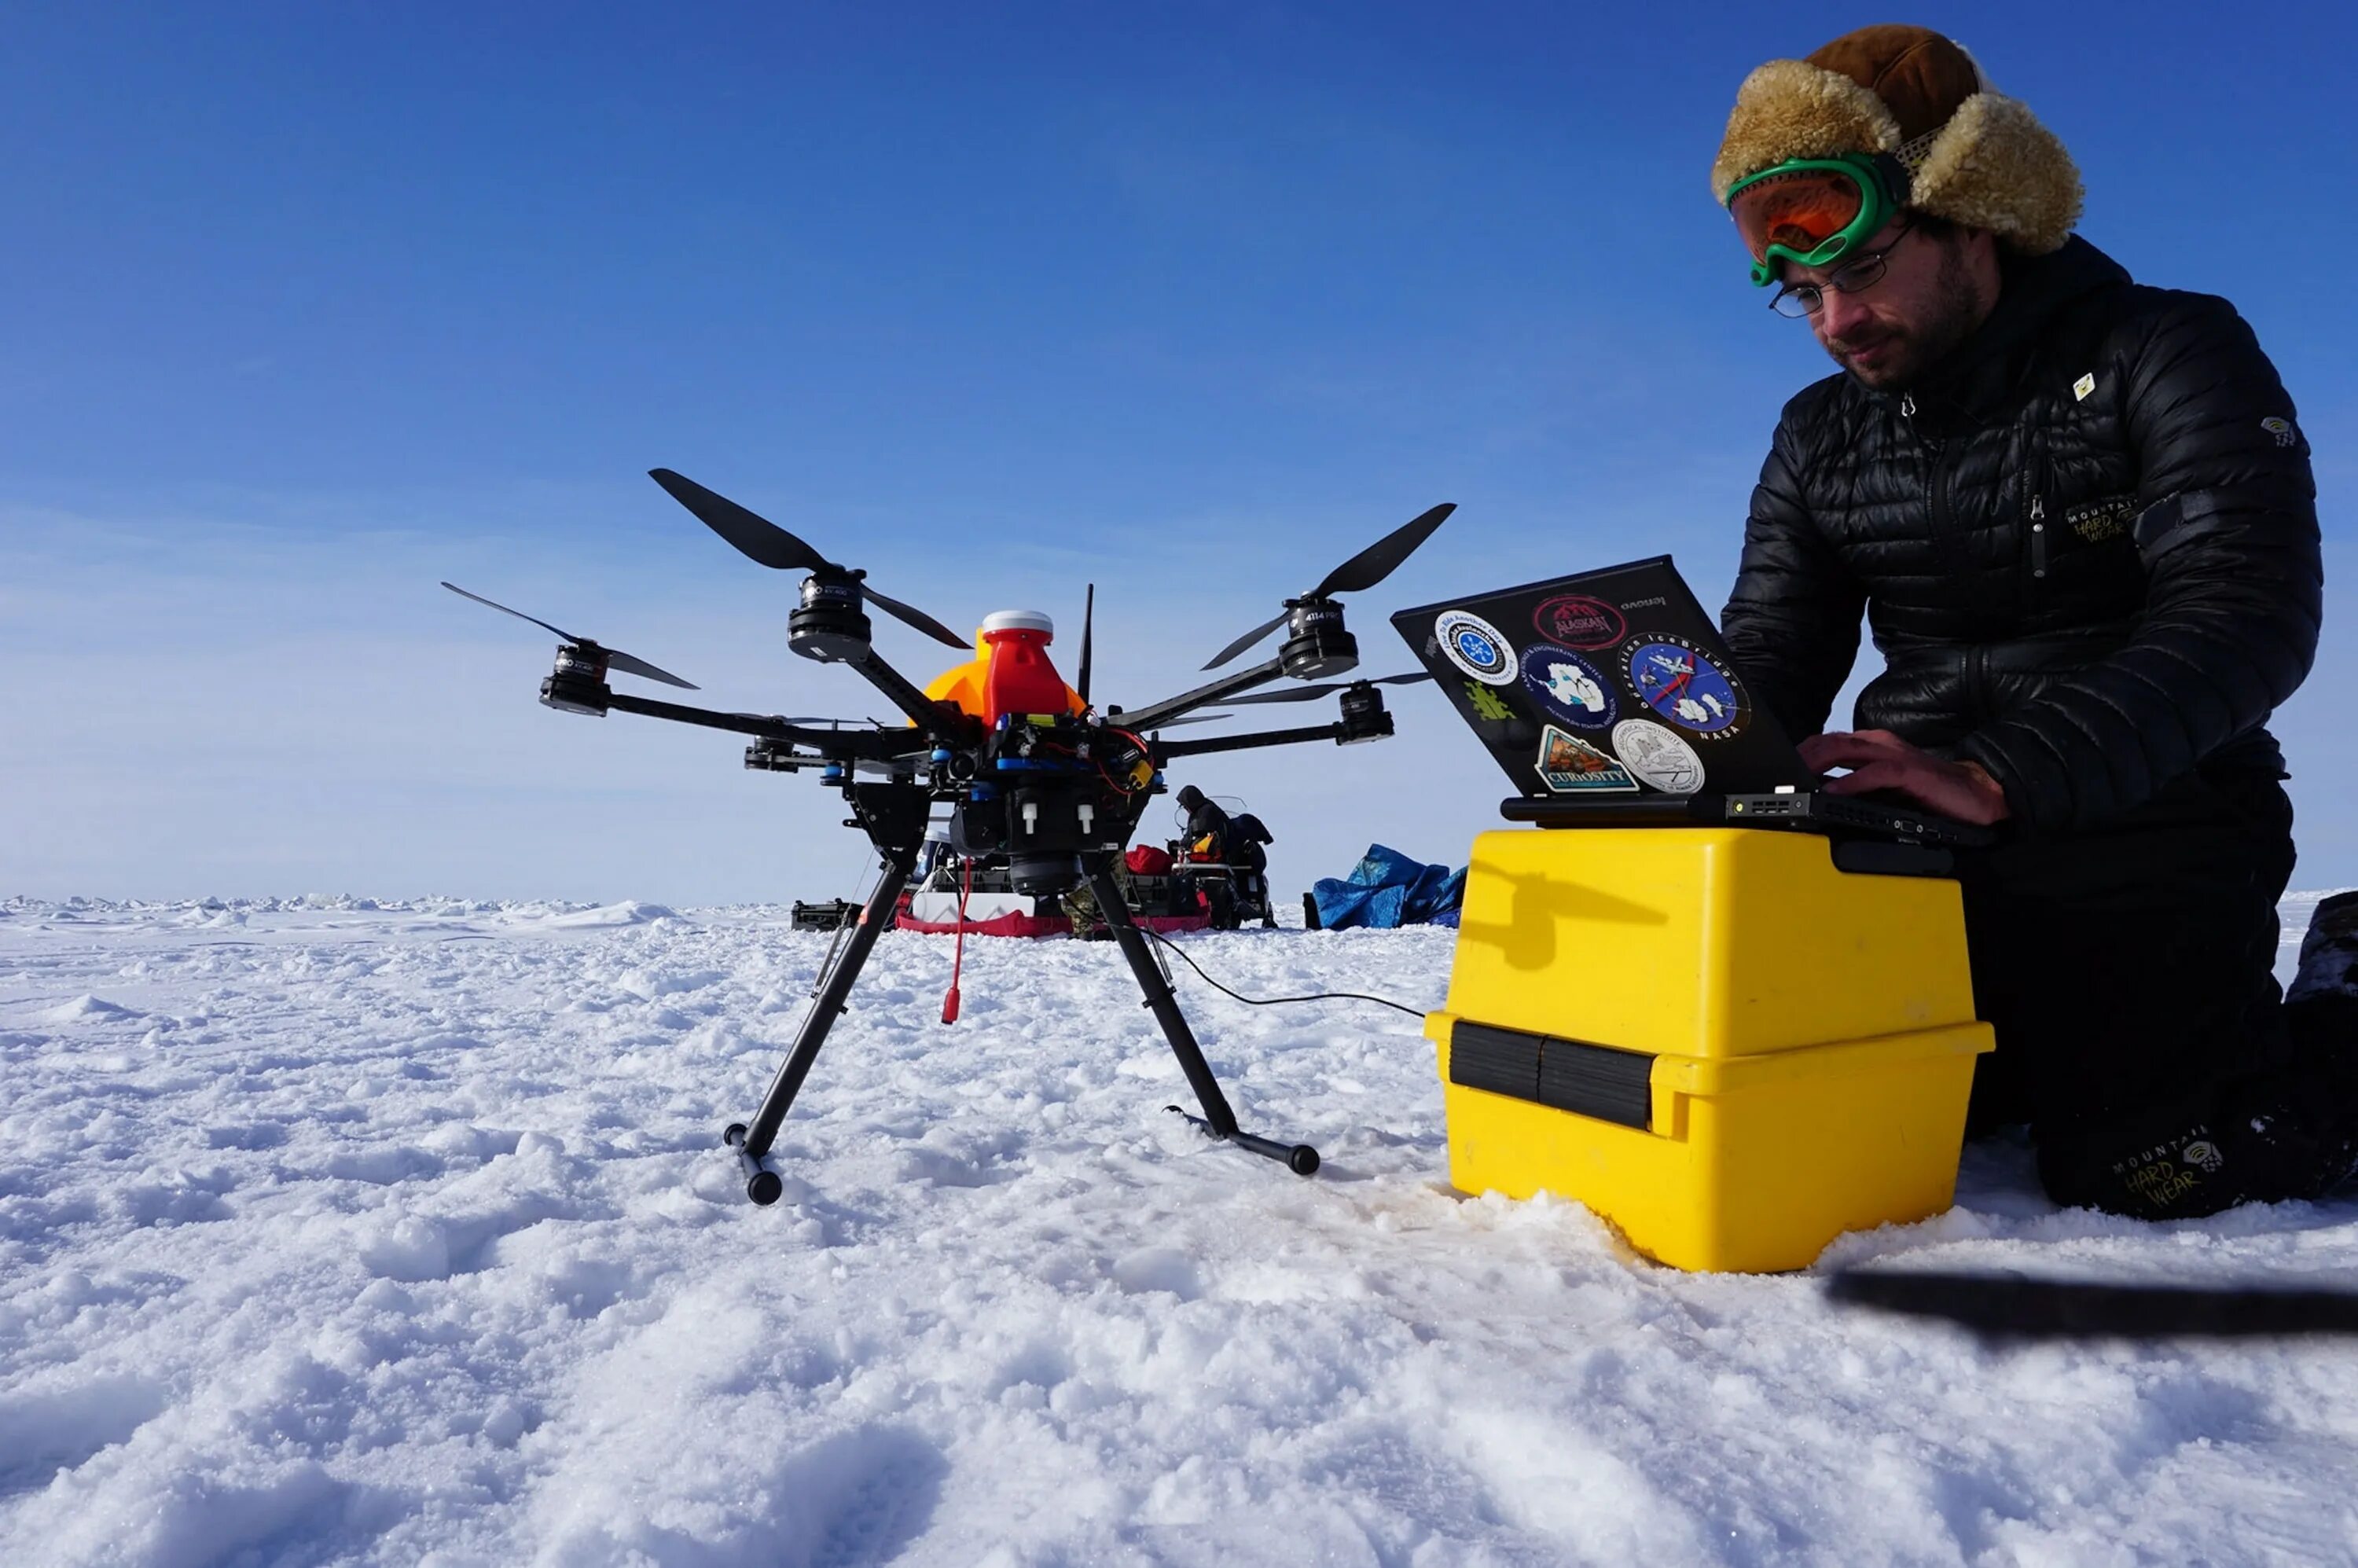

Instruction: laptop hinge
[1448,1019,1654,1129]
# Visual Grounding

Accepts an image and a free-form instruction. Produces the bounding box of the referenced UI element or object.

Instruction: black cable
[1139,924,1427,1017]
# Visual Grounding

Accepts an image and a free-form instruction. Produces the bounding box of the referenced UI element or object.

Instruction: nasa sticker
[1622,635,1749,740]
[1610,718,1706,795]
[1434,609,1516,685]
[1536,725,1636,793]
[1520,644,1617,731]
[1530,593,1626,652]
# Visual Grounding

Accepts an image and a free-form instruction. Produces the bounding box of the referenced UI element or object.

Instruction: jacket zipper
[1907,394,1972,582]
[2029,494,2048,578]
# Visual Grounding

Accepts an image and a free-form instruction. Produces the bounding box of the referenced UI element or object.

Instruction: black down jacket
[1721,236,2321,834]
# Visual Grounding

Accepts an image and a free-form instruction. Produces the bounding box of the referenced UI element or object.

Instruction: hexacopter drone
[446,470,1451,1203]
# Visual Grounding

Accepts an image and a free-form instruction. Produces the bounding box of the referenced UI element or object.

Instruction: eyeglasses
[1768,221,1917,318]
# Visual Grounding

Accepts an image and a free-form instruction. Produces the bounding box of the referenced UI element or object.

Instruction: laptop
[1390,556,1993,850]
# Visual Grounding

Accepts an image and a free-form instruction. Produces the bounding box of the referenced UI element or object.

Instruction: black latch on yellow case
[1447,1019,1655,1130]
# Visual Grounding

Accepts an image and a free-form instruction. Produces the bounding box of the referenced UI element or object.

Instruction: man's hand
[1797,729,2012,825]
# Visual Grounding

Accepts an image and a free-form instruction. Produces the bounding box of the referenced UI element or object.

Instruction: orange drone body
[922,610,1084,724]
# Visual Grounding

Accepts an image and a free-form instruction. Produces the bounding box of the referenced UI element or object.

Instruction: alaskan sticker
[1435,609,1516,685]
[1622,636,1748,739]
[1530,593,1626,651]
[1537,725,1636,793]
[1610,719,1706,795]
[2073,372,2096,402]
[1520,644,1617,730]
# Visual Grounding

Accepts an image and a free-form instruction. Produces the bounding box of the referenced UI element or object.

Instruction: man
[1171,784,1280,929]
[1710,24,2352,1217]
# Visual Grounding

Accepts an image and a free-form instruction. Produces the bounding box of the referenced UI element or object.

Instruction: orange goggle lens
[1728,170,1867,263]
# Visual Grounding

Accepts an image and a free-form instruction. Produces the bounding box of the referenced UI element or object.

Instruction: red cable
[941,856,971,1024]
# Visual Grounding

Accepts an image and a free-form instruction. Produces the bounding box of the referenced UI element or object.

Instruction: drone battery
[1425,827,1992,1273]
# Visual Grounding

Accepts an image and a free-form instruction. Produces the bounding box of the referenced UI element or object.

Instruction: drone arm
[847,649,981,748]
[1117,657,1287,734]
[601,692,922,761]
[1152,722,1351,758]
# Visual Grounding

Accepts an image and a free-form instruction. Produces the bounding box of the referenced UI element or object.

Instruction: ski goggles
[1725,155,1905,288]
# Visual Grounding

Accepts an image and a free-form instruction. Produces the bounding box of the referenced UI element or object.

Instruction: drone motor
[788,570,876,663]
[1336,681,1397,744]
[540,645,613,718]
[1278,597,1361,682]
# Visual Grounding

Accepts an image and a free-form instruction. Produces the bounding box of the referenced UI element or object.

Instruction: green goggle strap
[1726,154,1904,288]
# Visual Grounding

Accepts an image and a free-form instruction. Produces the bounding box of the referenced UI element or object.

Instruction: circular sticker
[1520,644,1617,731]
[1622,636,1749,739]
[1611,718,1706,795]
[1530,593,1626,651]
[1434,609,1516,685]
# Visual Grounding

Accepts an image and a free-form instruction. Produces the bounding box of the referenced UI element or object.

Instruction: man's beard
[1824,240,1987,391]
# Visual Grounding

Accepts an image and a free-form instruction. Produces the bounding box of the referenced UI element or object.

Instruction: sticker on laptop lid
[1434,609,1516,685]
[1610,718,1706,795]
[1462,679,1517,724]
[1530,593,1626,652]
[1520,644,1617,730]
[1621,635,1748,740]
[1537,725,1636,792]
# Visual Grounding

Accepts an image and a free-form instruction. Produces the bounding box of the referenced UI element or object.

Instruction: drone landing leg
[1082,861,1320,1177]
[724,846,918,1204]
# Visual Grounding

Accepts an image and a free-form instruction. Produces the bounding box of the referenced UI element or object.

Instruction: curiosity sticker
[1435,609,1516,685]
[1610,718,1705,795]
[1622,636,1747,739]
[1530,593,1626,651]
[1537,725,1636,793]
[1520,644,1617,730]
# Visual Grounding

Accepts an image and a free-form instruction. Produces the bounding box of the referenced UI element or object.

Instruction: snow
[2,893,2355,1567]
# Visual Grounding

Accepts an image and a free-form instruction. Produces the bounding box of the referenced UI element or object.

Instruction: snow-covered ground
[2,892,2355,1568]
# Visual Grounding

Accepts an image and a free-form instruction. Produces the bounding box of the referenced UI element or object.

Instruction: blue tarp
[1311,843,1466,931]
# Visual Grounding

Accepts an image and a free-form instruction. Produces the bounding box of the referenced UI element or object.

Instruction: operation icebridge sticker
[1622,635,1748,740]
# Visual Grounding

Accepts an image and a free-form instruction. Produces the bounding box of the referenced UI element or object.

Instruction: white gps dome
[980,610,1054,637]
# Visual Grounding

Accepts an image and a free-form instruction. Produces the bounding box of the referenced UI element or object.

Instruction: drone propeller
[646,468,968,651]
[1078,583,1095,707]
[440,582,698,689]
[1218,672,1434,705]
[1202,502,1456,670]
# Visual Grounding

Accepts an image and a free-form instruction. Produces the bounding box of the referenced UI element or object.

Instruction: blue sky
[4,2,2353,902]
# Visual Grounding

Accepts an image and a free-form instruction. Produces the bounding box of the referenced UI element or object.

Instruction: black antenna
[1078,583,1095,706]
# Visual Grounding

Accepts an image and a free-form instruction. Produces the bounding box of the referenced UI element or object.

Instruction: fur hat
[1710,24,2082,255]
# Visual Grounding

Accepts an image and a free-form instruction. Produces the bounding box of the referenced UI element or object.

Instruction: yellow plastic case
[1426,827,1993,1273]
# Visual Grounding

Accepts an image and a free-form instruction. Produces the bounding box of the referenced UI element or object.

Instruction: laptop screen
[1391,556,1810,800]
